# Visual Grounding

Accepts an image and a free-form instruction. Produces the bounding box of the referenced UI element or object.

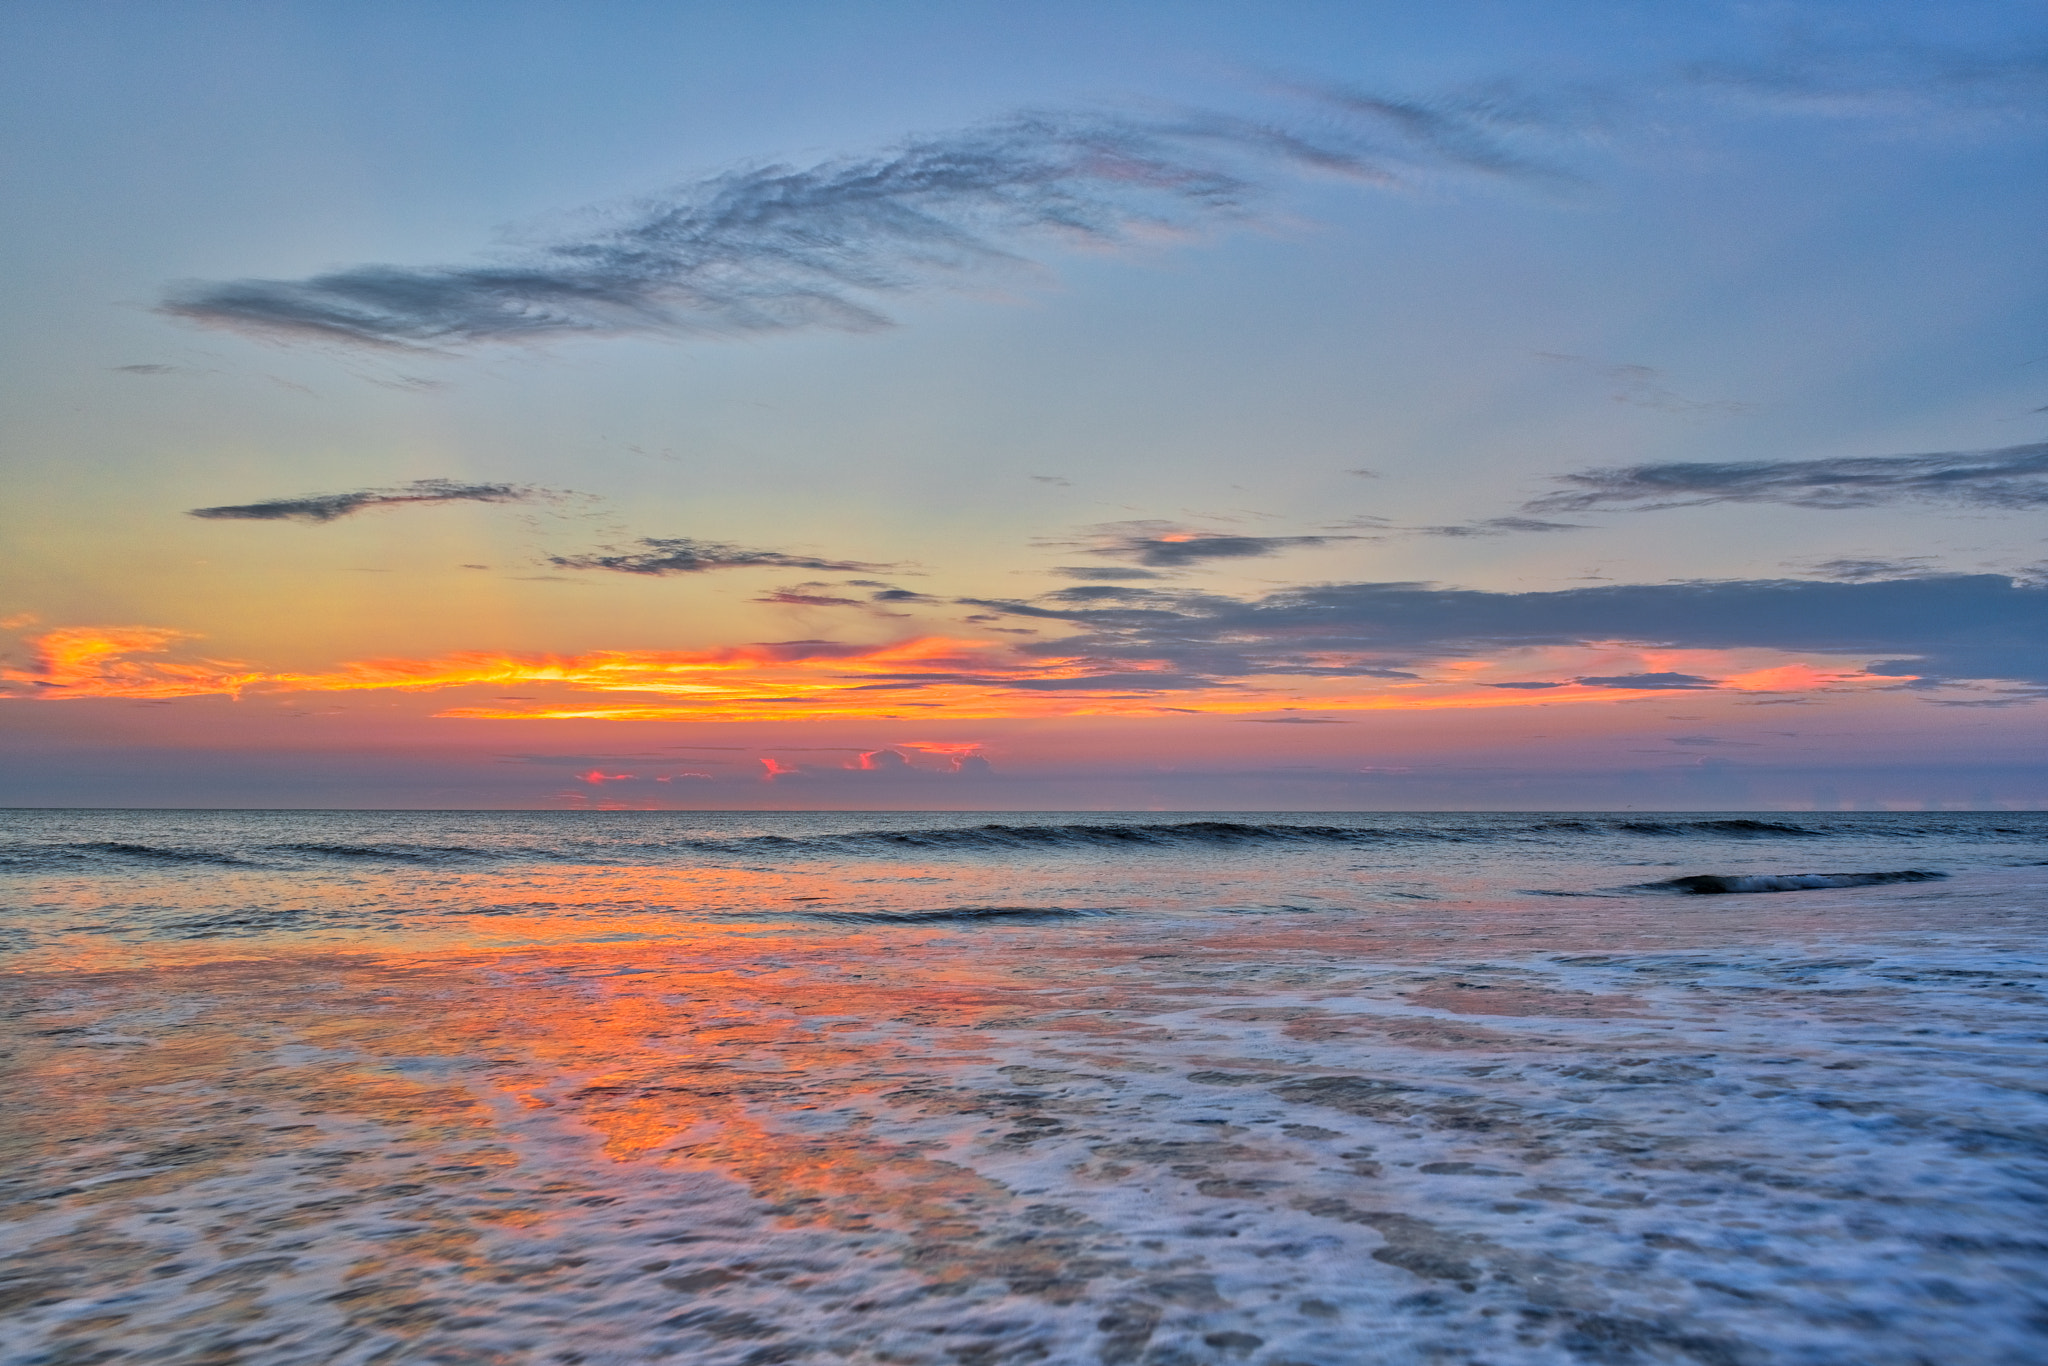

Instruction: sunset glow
[7,11,2045,1365]
[0,0,2039,809]
[0,623,1913,727]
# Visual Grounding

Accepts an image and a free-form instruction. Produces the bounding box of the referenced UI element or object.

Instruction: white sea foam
[3,813,2045,1363]
[5,857,2047,1365]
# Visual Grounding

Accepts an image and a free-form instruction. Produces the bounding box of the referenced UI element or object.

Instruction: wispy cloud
[1063,520,1354,568]
[549,537,889,575]
[1799,556,1940,581]
[754,590,866,608]
[154,31,2047,358]
[969,573,2048,690]
[1412,516,1585,538]
[1052,566,1167,581]
[188,478,542,523]
[1114,533,1344,567]
[1318,513,1579,539]
[1530,442,2048,512]
[1534,353,1750,417]
[1574,672,1719,690]
[1689,40,2048,127]
[159,93,1572,352]
[1042,585,1180,605]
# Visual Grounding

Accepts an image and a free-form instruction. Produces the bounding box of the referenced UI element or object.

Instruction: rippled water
[3,810,2045,1364]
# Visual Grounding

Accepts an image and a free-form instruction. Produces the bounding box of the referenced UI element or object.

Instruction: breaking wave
[780,821,1441,852]
[695,816,1838,855]
[272,841,516,863]
[1611,819,1822,837]
[0,813,2032,883]
[76,842,264,867]
[801,905,1113,924]
[1639,871,1949,895]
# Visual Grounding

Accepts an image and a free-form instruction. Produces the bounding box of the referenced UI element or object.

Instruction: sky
[1,0,2044,810]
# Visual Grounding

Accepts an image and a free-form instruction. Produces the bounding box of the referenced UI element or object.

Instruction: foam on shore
[6,878,2046,1366]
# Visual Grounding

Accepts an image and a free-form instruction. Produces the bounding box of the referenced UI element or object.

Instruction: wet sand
[5,873,2046,1365]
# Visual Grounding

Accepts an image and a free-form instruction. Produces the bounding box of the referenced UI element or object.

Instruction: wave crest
[78,842,263,867]
[1612,819,1822,837]
[1640,871,1947,895]
[801,905,1111,923]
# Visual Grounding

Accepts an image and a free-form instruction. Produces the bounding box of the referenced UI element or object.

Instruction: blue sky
[1,1,2043,808]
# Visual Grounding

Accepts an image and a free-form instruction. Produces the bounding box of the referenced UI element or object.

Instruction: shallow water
[3,811,2045,1364]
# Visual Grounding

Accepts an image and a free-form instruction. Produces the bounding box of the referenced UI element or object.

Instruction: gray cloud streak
[966,573,2048,691]
[1108,533,1349,567]
[1801,557,1939,581]
[188,478,539,523]
[1574,672,1719,690]
[549,537,888,575]
[1531,442,2048,512]
[1689,41,2048,125]
[156,34,2045,356]
[160,95,1566,352]
[1057,519,1363,568]
[1053,566,1167,581]
[1412,516,1585,538]
[755,590,865,608]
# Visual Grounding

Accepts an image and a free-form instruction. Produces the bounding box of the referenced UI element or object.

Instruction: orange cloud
[1719,662,1866,692]
[0,624,1902,723]
[892,741,988,764]
[0,627,270,699]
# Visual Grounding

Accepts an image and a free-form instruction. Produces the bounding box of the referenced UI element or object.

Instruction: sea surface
[3,809,2045,1365]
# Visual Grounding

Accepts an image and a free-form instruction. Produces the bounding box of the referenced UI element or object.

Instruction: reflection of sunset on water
[10,859,2048,1362]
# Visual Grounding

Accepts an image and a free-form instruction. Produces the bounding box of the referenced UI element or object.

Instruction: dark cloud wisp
[1801,557,1939,581]
[1574,672,1719,690]
[1687,41,2048,125]
[549,537,888,576]
[756,590,865,608]
[160,94,1569,351]
[1531,442,2048,512]
[188,479,539,524]
[1053,566,1167,581]
[1082,528,1353,568]
[1413,516,1585,538]
[156,36,2044,355]
[969,573,2048,691]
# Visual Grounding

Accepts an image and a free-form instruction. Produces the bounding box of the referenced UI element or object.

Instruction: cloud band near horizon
[5,574,2039,720]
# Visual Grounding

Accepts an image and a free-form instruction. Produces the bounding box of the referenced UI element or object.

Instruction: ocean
[3,809,2045,1364]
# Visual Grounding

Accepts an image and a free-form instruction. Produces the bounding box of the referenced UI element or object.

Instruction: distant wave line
[1638,870,1948,894]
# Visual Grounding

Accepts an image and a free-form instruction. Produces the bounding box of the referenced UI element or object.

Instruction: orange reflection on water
[9,856,1074,974]
[8,860,2044,1366]
[9,913,1315,1263]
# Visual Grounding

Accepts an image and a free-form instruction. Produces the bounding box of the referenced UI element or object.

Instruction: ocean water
[3,810,2045,1365]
